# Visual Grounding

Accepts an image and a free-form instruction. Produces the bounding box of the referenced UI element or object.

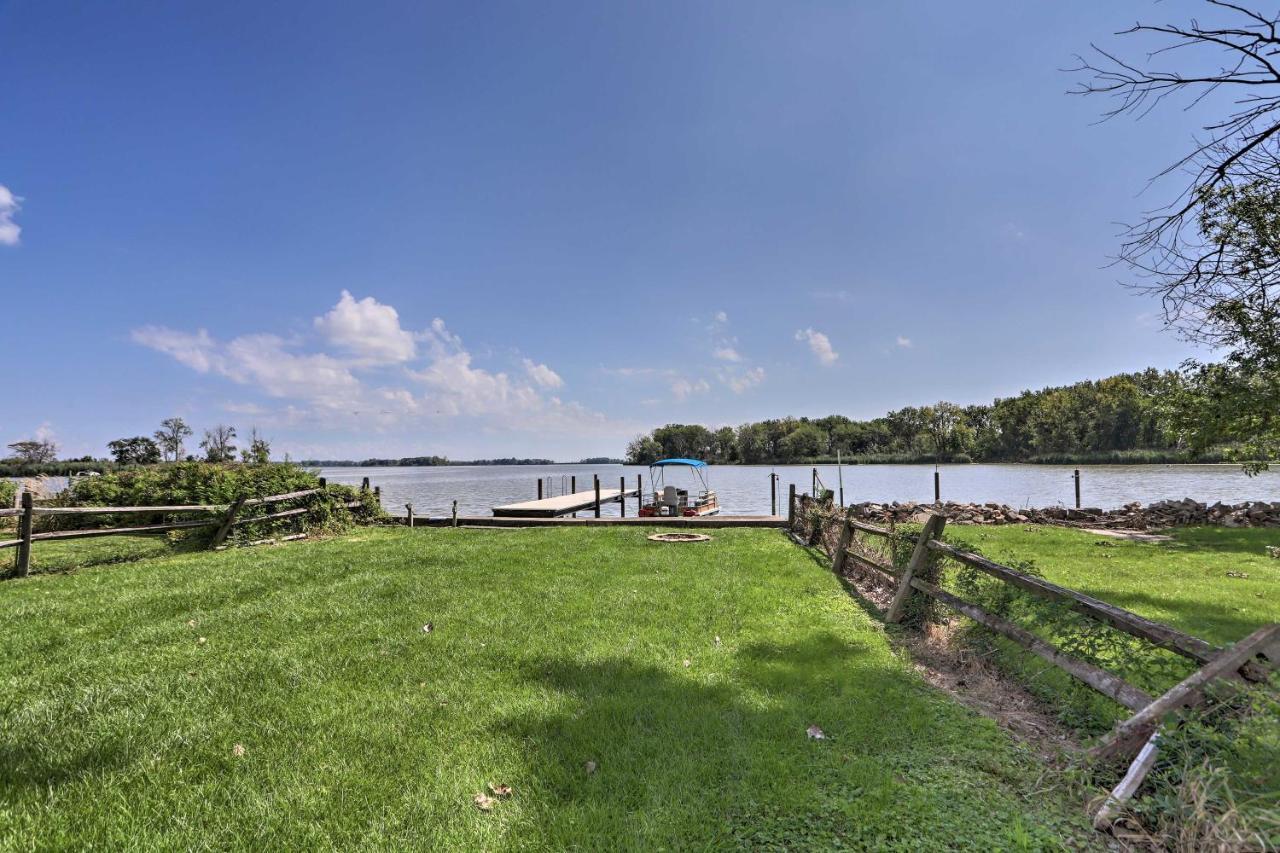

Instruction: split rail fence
[788,489,1279,828]
[2,478,371,578]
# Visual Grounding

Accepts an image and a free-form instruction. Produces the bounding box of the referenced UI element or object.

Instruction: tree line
[625,369,1213,465]
[3,418,274,474]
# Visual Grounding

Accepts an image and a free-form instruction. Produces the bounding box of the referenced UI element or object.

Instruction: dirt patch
[1083,528,1173,543]
[837,556,1083,760]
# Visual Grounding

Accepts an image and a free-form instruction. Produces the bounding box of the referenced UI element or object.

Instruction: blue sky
[0,1,1225,460]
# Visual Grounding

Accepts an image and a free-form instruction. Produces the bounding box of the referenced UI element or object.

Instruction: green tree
[778,423,825,461]
[240,428,271,465]
[154,417,193,462]
[625,434,662,465]
[6,439,56,463]
[107,436,162,465]
[200,425,237,463]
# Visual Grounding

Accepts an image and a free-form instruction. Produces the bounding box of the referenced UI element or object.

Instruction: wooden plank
[231,506,309,526]
[0,507,26,518]
[927,540,1218,664]
[1093,730,1161,830]
[1090,623,1280,762]
[844,550,897,579]
[32,504,221,515]
[209,496,246,549]
[849,519,896,538]
[30,518,219,541]
[911,576,1154,711]
[0,539,20,550]
[241,488,320,507]
[886,514,947,623]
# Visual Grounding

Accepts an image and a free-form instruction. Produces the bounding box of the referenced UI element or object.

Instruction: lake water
[317,463,1280,518]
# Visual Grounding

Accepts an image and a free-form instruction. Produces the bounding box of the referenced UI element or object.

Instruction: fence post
[832,511,854,575]
[787,483,796,528]
[15,491,33,577]
[594,475,601,519]
[619,476,626,518]
[1074,469,1081,509]
[210,495,247,550]
[886,513,947,624]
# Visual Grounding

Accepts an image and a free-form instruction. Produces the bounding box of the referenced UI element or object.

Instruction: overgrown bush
[40,462,386,542]
[0,480,16,510]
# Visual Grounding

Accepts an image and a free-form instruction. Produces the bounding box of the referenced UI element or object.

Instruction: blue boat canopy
[650,458,708,469]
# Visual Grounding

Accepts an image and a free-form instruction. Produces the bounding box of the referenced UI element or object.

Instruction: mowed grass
[943,525,1279,646]
[0,527,1095,850]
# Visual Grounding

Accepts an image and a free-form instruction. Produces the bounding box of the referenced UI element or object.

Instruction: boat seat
[663,485,679,515]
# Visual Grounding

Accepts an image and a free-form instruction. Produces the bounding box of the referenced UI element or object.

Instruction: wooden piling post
[406,504,414,528]
[361,476,370,492]
[374,485,381,504]
[619,477,626,517]
[886,514,948,624]
[318,477,327,489]
[15,491,33,577]
[451,500,458,527]
[770,473,777,516]
[210,495,247,550]
[933,470,941,503]
[594,475,601,519]
[636,474,642,514]
[787,483,796,527]
[1074,469,1081,509]
[537,478,543,500]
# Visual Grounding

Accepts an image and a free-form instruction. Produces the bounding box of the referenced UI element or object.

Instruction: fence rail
[789,491,1278,828]
[4,479,367,576]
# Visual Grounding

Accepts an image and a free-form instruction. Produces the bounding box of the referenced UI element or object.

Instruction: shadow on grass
[490,633,1073,849]
[1081,588,1267,646]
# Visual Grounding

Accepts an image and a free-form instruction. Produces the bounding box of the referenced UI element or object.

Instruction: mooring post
[406,504,414,528]
[318,477,327,489]
[619,476,626,518]
[933,470,941,503]
[594,475,601,519]
[1074,469,1082,509]
[361,476,370,492]
[811,467,817,495]
[787,483,796,527]
[537,478,543,500]
[770,473,777,516]
[374,485,381,505]
[571,475,577,518]
[15,491,33,577]
[636,474,642,514]
[451,500,458,527]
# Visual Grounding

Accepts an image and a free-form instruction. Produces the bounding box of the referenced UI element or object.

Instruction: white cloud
[131,326,223,373]
[0,185,21,246]
[314,290,416,365]
[795,328,839,365]
[727,367,765,393]
[713,310,729,324]
[712,346,741,363]
[670,377,711,400]
[522,358,564,389]
[896,336,913,348]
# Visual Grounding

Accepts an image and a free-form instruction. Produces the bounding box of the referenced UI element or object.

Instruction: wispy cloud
[522,358,564,389]
[0,185,23,246]
[795,328,839,365]
[896,336,912,348]
[712,346,741,362]
[726,366,765,393]
[670,377,710,400]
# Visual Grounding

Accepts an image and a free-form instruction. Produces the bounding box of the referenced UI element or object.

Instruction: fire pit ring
[646,532,712,543]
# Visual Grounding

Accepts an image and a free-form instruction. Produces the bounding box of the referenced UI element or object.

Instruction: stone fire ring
[647,532,713,543]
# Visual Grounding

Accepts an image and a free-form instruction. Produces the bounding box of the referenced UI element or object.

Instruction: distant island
[297,456,624,468]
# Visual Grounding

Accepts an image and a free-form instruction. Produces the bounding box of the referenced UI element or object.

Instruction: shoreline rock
[842,498,1280,530]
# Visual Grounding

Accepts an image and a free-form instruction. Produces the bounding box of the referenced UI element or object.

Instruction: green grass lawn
[0,526,1096,850]
[944,526,1279,646]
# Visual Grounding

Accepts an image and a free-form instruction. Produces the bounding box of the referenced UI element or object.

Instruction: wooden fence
[790,492,1278,828]
[2,478,370,578]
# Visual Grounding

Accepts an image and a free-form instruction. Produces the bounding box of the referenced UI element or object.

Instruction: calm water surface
[318,463,1280,518]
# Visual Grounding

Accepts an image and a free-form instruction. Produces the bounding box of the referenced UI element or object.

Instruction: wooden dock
[492,487,639,518]
[407,515,785,528]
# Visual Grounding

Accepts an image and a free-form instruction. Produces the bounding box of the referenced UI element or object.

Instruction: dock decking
[492,487,640,518]
[407,515,785,528]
